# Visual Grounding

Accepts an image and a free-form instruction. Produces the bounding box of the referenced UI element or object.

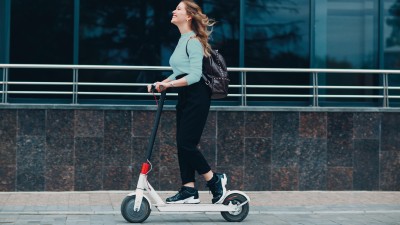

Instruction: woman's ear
[186,16,192,22]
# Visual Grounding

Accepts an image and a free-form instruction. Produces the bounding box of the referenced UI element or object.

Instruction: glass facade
[0,0,399,105]
[245,0,310,105]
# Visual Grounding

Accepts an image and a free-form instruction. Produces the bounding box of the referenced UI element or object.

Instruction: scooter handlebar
[151,83,166,93]
[150,84,157,93]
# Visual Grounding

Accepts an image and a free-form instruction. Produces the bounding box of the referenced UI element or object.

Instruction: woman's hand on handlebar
[147,82,170,93]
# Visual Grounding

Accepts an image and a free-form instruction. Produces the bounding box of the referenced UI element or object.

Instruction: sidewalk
[0,191,399,224]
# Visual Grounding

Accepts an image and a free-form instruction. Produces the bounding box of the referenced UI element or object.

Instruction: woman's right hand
[148,82,170,93]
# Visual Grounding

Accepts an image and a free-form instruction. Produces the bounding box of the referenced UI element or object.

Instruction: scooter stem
[145,91,166,161]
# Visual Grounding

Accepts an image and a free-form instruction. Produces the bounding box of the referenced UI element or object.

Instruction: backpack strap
[185,36,195,58]
[185,36,209,83]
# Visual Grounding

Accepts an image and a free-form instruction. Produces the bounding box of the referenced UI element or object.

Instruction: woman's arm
[184,38,203,85]
[147,77,189,93]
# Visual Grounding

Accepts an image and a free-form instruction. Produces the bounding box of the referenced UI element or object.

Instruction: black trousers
[175,75,211,185]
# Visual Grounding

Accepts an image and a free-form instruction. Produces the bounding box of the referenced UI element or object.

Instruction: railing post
[383,73,389,107]
[240,71,247,106]
[72,69,78,104]
[1,68,4,103]
[312,72,319,107]
[2,68,8,103]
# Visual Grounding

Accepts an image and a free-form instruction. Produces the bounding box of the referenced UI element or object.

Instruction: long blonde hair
[182,0,215,57]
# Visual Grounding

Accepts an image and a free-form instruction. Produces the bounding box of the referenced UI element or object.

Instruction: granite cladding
[0,109,399,191]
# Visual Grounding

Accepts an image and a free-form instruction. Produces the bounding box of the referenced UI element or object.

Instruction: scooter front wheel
[121,195,151,223]
[221,193,249,222]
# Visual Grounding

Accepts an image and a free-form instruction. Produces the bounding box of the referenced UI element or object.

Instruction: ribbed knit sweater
[168,31,203,85]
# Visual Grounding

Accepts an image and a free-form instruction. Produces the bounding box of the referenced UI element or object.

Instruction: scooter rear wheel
[121,195,151,223]
[220,193,249,222]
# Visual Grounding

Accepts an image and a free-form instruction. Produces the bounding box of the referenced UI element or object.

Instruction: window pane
[315,0,378,69]
[8,0,73,103]
[384,0,400,106]
[79,0,177,102]
[0,0,10,63]
[10,0,73,64]
[384,0,400,69]
[245,0,310,105]
[204,1,240,67]
[203,1,241,105]
[315,0,380,106]
[245,0,310,68]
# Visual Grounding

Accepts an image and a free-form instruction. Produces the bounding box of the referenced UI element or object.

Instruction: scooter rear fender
[223,190,251,203]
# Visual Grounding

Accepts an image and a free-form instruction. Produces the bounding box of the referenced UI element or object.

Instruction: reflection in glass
[384,0,400,69]
[315,0,378,69]
[0,0,10,64]
[384,0,400,106]
[244,0,310,105]
[8,0,74,103]
[79,0,177,102]
[315,0,380,106]
[202,1,241,104]
[10,0,73,64]
[203,1,240,67]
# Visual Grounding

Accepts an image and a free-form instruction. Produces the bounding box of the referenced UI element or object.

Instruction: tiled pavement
[0,191,399,224]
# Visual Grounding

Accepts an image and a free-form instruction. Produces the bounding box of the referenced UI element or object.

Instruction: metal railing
[1,64,400,107]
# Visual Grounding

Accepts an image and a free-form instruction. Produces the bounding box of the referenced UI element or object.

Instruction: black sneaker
[207,173,227,204]
[166,186,200,204]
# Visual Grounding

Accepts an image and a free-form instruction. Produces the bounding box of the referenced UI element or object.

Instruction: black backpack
[186,38,229,99]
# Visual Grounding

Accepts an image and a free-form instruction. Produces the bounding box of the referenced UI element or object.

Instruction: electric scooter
[121,86,250,223]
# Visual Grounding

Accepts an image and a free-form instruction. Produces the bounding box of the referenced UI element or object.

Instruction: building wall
[1,108,399,191]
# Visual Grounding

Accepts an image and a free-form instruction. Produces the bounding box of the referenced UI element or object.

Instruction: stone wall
[0,109,399,191]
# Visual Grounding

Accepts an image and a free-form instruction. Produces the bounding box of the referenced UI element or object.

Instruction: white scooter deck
[155,202,239,212]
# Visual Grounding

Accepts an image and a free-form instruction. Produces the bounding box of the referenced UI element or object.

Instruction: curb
[2,209,400,215]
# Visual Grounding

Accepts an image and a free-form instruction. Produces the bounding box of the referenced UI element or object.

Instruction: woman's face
[171,2,190,25]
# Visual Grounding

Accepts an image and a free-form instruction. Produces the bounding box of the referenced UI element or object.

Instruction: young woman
[147,0,227,204]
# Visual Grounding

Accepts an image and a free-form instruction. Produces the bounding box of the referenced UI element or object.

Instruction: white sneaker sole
[166,196,200,204]
[214,174,227,204]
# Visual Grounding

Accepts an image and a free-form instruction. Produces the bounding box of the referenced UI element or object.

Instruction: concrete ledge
[1,103,400,112]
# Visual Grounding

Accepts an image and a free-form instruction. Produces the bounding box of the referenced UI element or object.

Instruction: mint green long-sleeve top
[168,31,203,85]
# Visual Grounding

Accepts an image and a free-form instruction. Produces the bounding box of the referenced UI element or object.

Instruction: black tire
[121,195,151,223]
[220,193,249,222]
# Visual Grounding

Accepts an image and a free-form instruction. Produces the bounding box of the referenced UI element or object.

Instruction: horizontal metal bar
[4,82,393,90]
[318,95,384,98]
[6,92,390,99]
[229,94,386,99]
[227,67,400,74]
[243,85,312,88]
[6,91,178,96]
[77,92,179,96]
[318,86,384,89]
[7,82,73,85]
[228,94,313,97]
[0,64,171,71]
[7,91,73,94]
[1,64,400,74]
[78,82,146,86]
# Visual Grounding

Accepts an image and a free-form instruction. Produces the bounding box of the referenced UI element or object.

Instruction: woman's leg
[176,81,211,185]
[202,170,213,181]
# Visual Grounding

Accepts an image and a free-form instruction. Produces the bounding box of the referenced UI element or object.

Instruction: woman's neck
[177,24,192,35]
